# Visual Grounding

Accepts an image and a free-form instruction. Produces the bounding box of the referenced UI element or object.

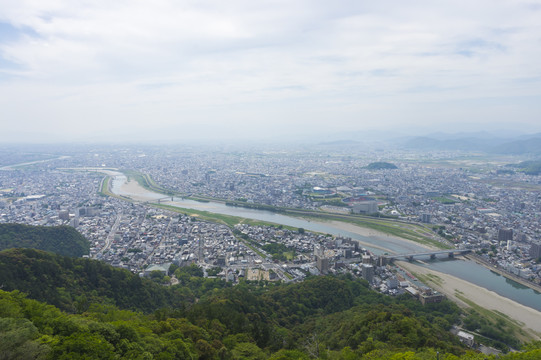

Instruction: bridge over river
[381,249,471,264]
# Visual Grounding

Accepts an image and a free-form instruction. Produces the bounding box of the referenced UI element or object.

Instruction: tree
[169,263,179,274]
[231,342,267,360]
[269,349,309,360]
[51,333,115,359]
[0,317,50,359]
[150,270,165,280]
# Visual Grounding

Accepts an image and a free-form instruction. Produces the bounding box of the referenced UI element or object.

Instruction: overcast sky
[1,0,541,143]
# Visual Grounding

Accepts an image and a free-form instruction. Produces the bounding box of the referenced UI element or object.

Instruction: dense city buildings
[1,144,540,290]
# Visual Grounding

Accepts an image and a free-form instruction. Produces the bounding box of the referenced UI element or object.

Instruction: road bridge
[380,249,471,264]
[146,196,174,204]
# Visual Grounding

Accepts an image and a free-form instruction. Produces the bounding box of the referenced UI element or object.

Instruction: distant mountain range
[317,139,362,146]
[311,130,541,155]
[399,132,541,155]
[494,137,541,155]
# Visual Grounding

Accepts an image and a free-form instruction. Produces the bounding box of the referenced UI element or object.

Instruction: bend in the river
[107,171,541,312]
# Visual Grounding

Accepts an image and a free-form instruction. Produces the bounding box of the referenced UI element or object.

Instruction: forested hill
[1,281,541,359]
[0,248,188,313]
[0,223,90,257]
[1,228,539,358]
[506,160,541,175]
[2,247,541,357]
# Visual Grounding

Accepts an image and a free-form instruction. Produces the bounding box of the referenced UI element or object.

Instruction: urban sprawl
[1,145,540,303]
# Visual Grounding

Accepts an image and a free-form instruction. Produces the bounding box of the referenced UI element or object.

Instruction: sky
[1,0,541,143]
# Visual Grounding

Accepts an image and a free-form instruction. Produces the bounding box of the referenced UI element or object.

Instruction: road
[95,211,123,258]
[146,216,173,263]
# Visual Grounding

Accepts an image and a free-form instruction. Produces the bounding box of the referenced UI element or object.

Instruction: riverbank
[324,220,438,253]
[116,178,156,201]
[113,169,445,248]
[111,176,431,253]
[396,260,541,338]
[466,254,541,294]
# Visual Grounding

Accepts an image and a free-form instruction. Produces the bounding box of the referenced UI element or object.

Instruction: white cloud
[1,0,541,142]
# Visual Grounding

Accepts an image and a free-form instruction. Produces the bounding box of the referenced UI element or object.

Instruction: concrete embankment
[466,254,541,294]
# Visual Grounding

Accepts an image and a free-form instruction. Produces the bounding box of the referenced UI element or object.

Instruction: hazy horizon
[1,1,541,143]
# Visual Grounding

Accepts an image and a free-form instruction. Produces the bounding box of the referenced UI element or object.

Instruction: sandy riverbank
[116,179,156,201]
[396,260,541,337]
[324,220,437,253]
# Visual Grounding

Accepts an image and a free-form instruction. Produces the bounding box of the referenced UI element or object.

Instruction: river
[0,155,71,170]
[110,174,541,312]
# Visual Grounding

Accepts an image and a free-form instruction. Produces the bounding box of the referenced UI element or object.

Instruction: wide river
[111,174,541,312]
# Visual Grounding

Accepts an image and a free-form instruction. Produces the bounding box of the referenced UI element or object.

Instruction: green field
[98,176,112,196]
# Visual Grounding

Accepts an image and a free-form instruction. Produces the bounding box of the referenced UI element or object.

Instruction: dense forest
[0,223,90,257]
[1,275,541,359]
[1,226,541,358]
[0,248,198,313]
[2,250,541,358]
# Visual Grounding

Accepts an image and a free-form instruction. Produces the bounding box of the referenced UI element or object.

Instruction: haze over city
[1,0,541,143]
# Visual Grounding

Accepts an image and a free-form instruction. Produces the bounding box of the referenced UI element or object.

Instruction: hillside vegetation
[0,248,194,313]
[1,225,540,358]
[0,223,90,257]
[1,277,541,359]
[401,134,541,155]
[506,160,541,175]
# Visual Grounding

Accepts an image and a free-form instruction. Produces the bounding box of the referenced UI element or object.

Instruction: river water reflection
[419,259,541,311]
